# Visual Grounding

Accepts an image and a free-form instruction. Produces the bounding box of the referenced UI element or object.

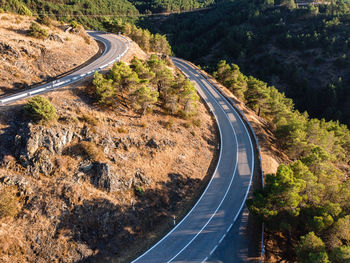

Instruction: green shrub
[24,96,57,123]
[70,20,79,29]
[37,15,51,26]
[134,186,144,197]
[0,8,5,13]
[18,4,32,16]
[28,22,48,39]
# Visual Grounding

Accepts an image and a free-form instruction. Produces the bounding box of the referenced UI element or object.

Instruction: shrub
[28,22,48,39]
[134,186,144,197]
[69,141,104,161]
[0,187,20,219]
[165,120,174,129]
[37,15,51,26]
[24,96,57,123]
[183,122,191,128]
[82,114,99,126]
[193,119,201,127]
[70,20,79,29]
[117,127,128,133]
[18,4,32,16]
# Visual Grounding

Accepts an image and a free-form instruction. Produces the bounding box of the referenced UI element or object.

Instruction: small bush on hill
[0,187,20,219]
[37,15,51,26]
[28,22,48,39]
[24,96,57,123]
[69,141,105,161]
[17,4,32,16]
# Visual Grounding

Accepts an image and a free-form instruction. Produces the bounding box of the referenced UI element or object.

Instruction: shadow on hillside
[55,173,201,263]
[0,105,29,162]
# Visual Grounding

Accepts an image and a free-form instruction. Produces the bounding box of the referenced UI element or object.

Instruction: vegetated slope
[128,0,214,14]
[145,0,350,126]
[0,13,99,95]
[0,0,139,27]
[209,59,350,262]
[0,39,217,262]
[0,0,215,25]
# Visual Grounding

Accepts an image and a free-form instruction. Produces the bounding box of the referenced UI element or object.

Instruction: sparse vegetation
[0,187,20,219]
[28,22,48,39]
[117,127,128,133]
[69,141,105,161]
[24,96,57,123]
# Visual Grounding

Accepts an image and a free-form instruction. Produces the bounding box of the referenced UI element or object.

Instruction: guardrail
[0,33,130,106]
[186,62,265,262]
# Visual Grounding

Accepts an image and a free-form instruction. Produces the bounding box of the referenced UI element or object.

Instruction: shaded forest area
[142,0,350,126]
[214,59,350,262]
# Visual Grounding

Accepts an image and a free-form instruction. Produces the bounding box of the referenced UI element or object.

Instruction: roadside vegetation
[92,55,199,117]
[213,60,350,263]
[24,96,58,123]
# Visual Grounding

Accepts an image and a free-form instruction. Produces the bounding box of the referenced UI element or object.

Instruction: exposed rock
[48,34,64,43]
[32,148,54,176]
[88,162,126,192]
[132,169,151,187]
[16,124,74,162]
[146,138,159,149]
[0,42,20,58]
[0,174,33,197]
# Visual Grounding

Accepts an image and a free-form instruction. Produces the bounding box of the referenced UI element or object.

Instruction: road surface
[131,58,255,263]
[0,31,129,105]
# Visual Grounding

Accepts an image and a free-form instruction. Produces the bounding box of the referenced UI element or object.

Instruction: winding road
[0,31,129,105]
[0,32,258,262]
[132,58,255,263]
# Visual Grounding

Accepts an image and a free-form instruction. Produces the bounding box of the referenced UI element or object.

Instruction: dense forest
[214,60,350,262]
[143,0,350,126]
[0,0,214,24]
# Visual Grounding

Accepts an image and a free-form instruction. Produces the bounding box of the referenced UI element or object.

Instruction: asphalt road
[132,58,255,263]
[0,31,129,105]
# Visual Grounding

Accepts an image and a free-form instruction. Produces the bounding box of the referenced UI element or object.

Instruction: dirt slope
[0,13,99,95]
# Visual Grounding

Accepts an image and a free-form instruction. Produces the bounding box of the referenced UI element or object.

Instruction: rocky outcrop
[15,123,74,163]
[0,174,33,197]
[76,162,151,193]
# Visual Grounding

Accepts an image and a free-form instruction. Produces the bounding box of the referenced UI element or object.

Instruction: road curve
[0,31,129,105]
[132,57,255,263]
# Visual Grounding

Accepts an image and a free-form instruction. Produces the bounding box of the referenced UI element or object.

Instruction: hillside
[0,13,99,95]
[0,17,218,261]
[145,0,350,126]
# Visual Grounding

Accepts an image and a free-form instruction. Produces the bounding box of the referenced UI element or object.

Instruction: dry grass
[0,186,20,219]
[67,141,105,161]
[0,13,99,95]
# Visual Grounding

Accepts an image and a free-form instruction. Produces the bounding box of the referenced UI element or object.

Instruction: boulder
[131,169,151,188]
[145,138,159,149]
[88,162,125,192]
[15,124,74,165]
